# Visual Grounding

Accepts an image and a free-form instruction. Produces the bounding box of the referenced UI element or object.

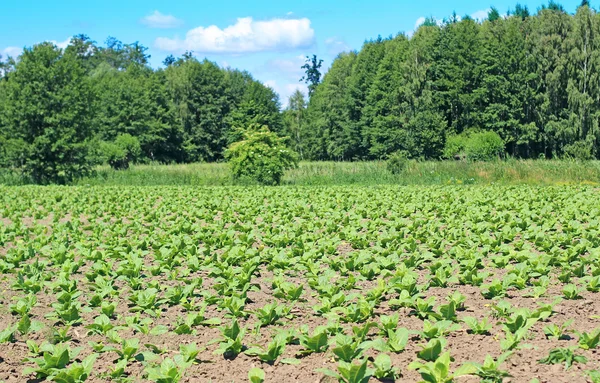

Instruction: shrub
[563,140,594,161]
[444,131,504,161]
[101,134,142,170]
[225,125,298,185]
[464,131,504,161]
[387,151,409,174]
[443,135,466,160]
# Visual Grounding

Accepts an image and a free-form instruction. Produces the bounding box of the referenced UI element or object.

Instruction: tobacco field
[1,185,600,382]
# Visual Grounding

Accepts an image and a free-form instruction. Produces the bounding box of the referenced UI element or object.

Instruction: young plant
[298,327,329,355]
[543,320,572,341]
[480,280,506,299]
[417,338,446,362]
[317,359,372,383]
[50,354,98,383]
[465,353,512,383]
[562,284,582,300]
[23,343,80,380]
[212,319,246,359]
[463,317,492,335]
[371,354,400,381]
[330,333,370,363]
[245,339,286,364]
[409,352,475,383]
[577,329,600,350]
[248,367,265,383]
[538,347,587,370]
[421,320,460,340]
[145,357,188,383]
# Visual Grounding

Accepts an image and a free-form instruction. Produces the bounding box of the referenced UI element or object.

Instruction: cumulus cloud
[471,9,491,22]
[155,17,315,53]
[264,79,308,106]
[325,37,350,56]
[1,46,22,58]
[51,38,71,49]
[414,17,427,31]
[1,37,71,59]
[265,55,306,79]
[141,11,184,29]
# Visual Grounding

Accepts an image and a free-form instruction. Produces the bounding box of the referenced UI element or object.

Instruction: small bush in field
[225,125,298,185]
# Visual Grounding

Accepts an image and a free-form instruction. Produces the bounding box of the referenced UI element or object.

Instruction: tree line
[2,1,600,184]
[289,1,600,161]
[0,36,281,183]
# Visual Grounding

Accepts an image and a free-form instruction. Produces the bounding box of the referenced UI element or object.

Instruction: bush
[225,125,299,185]
[464,131,504,161]
[100,134,142,170]
[444,131,504,161]
[387,151,409,174]
[443,135,466,160]
[563,140,594,161]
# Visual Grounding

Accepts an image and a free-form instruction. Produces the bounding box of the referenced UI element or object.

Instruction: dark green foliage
[464,131,505,161]
[101,134,142,170]
[301,55,324,97]
[0,37,279,183]
[302,3,600,161]
[0,43,96,184]
[386,151,409,174]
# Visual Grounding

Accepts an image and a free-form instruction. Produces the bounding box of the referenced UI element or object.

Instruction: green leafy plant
[212,319,246,359]
[371,354,400,380]
[543,320,572,341]
[577,329,600,350]
[538,347,587,370]
[562,284,582,300]
[144,357,188,383]
[317,359,372,383]
[409,352,475,383]
[248,367,265,383]
[226,126,299,186]
[463,317,492,335]
[464,353,512,383]
[298,327,329,355]
[245,339,286,364]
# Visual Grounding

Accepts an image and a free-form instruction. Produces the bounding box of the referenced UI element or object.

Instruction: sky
[0,0,584,107]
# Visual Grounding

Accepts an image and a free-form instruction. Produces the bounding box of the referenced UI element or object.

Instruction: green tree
[166,57,229,162]
[283,90,308,159]
[305,52,357,160]
[226,126,298,185]
[301,55,324,97]
[1,42,96,184]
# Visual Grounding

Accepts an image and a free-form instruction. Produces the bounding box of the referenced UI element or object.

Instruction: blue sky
[0,0,583,106]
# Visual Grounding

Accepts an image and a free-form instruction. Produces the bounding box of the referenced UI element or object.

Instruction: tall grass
[69,159,600,187]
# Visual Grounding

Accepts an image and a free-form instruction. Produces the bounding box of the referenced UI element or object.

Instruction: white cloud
[471,9,490,22]
[155,17,315,53]
[141,11,184,29]
[265,55,306,79]
[51,38,71,49]
[414,17,427,31]
[1,46,22,58]
[325,37,350,56]
[1,37,70,59]
[264,79,308,106]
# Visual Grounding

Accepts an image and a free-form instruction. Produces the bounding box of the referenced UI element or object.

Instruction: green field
[1,185,600,382]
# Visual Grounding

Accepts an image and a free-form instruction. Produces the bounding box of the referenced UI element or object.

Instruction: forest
[1,1,600,183]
